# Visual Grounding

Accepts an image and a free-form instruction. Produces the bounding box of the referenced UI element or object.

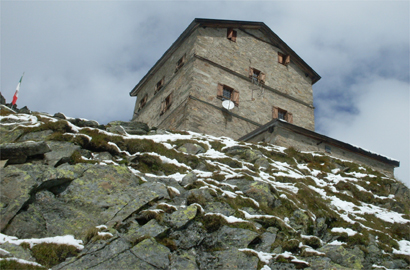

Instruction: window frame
[278,52,290,66]
[272,106,293,123]
[160,92,173,115]
[249,67,266,84]
[175,54,186,73]
[217,83,239,107]
[154,77,165,95]
[138,94,148,112]
[227,28,237,42]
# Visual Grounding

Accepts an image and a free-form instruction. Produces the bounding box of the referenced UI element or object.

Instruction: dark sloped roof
[130,18,321,96]
[239,119,400,167]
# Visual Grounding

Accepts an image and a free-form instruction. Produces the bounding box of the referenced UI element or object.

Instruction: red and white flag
[12,73,24,106]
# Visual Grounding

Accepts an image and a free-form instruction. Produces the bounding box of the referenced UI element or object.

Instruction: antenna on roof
[222,100,234,111]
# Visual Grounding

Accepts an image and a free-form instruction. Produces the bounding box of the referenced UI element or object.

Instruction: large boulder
[0,127,24,144]
[106,121,149,135]
[0,141,51,164]
[44,141,81,167]
[197,248,259,269]
[131,238,171,269]
[0,163,87,232]
[318,244,364,269]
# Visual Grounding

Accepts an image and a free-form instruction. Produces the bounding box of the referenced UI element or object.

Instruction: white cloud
[318,77,409,185]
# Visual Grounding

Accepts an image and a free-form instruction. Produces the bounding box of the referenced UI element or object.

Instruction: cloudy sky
[1,1,409,185]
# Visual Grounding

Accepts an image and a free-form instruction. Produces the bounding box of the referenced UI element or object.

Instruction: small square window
[175,54,186,73]
[325,145,332,153]
[217,83,239,106]
[278,52,290,66]
[272,106,293,123]
[138,94,148,112]
[154,77,164,95]
[160,92,173,115]
[278,109,286,120]
[249,67,266,84]
[223,87,232,100]
[227,28,237,42]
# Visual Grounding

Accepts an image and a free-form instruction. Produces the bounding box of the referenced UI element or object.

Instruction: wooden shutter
[286,112,293,124]
[249,67,253,78]
[232,31,237,42]
[259,72,266,83]
[168,92,173,107]
[227,28,236,42]
[217,83,223,98]
[272,107,278,119]
[285,55,290,65]
[278,53,283,64]
[160,100,166,115]
[182,54,186,64]
[227,28,233,39]
[232,90,239,106]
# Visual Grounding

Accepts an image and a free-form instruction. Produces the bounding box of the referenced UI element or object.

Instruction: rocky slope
[0,104,409,270]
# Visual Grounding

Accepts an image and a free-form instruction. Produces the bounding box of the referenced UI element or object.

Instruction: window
[325,145,332,153]
[217,83,239,106]
[272,106,293,123]
[160,92,173,115]
[138,94,148,112]
[175,54,186,73]
[249,67,266,84]
[278,52,290,66]
[154,77,165,95]
[227,28,237,42]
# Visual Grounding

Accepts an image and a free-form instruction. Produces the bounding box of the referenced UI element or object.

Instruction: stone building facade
[130,19,320,139]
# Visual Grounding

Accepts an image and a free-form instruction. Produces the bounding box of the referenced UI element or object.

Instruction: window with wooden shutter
[175,54,186,73]
[227,28,237,42]
[138,94,148,112]
[273,106,293,123]
[217,84,238,107]
[160,92,173,116]
[278,52,290,66]
[249,67,266,84]
[154,77,165,95]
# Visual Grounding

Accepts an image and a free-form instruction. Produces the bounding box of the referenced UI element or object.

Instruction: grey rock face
[107,121,149,135]
[44,141,81,166]
[17,130,54,142]
[170,221,206,250]
[180,171,198,186]
[131,238,171,269]
[124,219,168,243]
[197,248,259,270]
[0,141,51,164]
[177,143,205,155]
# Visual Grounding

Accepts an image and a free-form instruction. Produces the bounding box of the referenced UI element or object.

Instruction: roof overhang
[130,18,321,97]
[239,119,400,168]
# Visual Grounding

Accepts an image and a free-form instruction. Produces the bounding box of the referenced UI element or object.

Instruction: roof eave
[240,120,400,168]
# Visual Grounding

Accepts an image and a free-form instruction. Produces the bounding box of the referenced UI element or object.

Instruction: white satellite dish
[222,100,234,110]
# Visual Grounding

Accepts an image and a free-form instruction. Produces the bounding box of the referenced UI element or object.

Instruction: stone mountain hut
[130,18,399,176]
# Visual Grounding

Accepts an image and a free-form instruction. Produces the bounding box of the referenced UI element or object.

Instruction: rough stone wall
[248,128,396,177]
[190,58,315,132]
[131,30,199,127]
[184,98,260,139]
[193,27,314,106]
